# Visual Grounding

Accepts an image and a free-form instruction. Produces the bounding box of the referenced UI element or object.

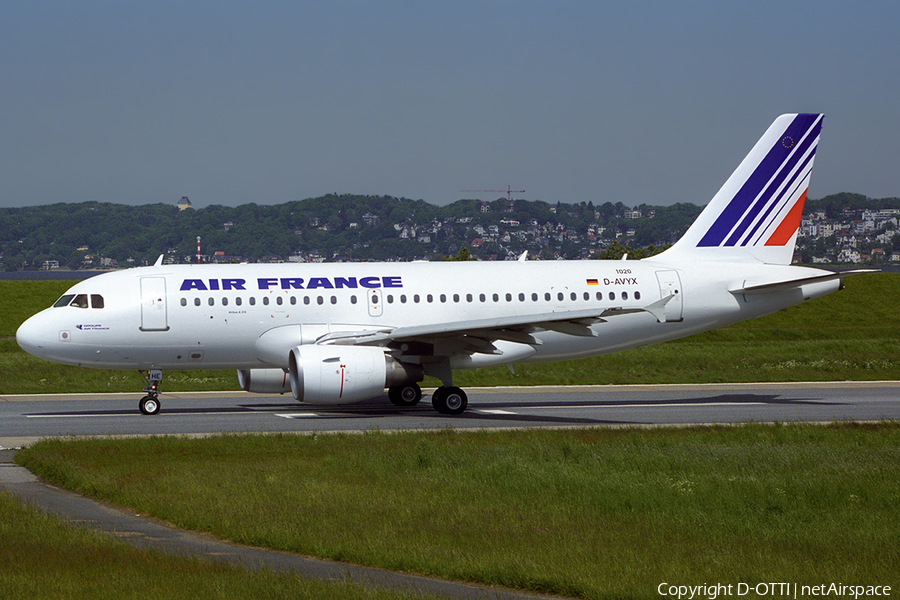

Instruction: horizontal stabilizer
[729,269,877,295]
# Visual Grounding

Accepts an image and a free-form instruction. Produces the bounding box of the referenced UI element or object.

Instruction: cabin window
[401,294,407,303]
[518,293,525,302]
[236,297,243,306]
[317,296,324,305]
[208,298,215,306]
[622,291,629,300]
[181,298,187,307]
[304,296,310,305]
[387,295,394,304]
[290,296,296,305]
[557,292,564,302]
[194,298,201,306]
[414,294,420,303]
[532,293,538,302]
[479,293,486,302]
[583,292,590,301]
[331,296,337,305]
[263,297,270,306]
[249,297,256,306]
[222,297,229,306]
[351,295,358,304]
[492,293,499,302]
[609,292,616,301]
[570,292,577,301]
[545,292,551,301]
[453,294,460,303]
[635,291,641,300]
[596,292,603,301]
[466,293,473,303]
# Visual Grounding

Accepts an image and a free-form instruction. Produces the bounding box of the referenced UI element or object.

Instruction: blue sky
[1,1,898,209]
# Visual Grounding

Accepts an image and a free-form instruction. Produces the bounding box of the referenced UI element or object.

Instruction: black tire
[139,395,161,415]
[431,386,468,415]
[388,383,422,407]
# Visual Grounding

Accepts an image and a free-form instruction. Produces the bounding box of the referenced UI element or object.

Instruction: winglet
[153,254,164,267]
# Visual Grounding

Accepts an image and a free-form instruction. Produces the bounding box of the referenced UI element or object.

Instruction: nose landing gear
[138,369,163,415]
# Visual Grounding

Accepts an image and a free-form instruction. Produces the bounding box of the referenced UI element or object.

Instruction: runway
[2,381,899,448]
[2,381,898,599]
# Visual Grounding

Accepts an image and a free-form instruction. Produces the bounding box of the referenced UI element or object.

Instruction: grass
[0,492,427,600]
[1,273,899,394]
[16,424,900,599]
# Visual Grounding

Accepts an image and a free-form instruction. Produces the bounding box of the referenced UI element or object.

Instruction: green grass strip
[0,492,426,600]
[17,423,900,599]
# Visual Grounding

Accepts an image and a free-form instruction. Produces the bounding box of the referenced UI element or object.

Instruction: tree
[443,246,474,261]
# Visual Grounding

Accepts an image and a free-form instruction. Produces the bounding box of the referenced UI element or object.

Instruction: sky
[1,1,898,210]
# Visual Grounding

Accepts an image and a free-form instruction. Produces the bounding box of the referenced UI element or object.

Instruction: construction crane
[460,185,525,202]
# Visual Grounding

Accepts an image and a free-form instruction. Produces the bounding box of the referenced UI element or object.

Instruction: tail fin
[663,113,823,265]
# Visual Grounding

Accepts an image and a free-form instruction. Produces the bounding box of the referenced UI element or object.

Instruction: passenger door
[140,277,169,331]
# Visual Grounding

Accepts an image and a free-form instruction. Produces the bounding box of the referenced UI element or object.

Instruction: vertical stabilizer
[662,113,823,264]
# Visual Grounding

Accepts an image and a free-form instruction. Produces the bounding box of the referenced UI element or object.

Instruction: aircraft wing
[317,294,675,351]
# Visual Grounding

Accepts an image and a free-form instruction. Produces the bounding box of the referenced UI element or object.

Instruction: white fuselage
[16,258,838,372]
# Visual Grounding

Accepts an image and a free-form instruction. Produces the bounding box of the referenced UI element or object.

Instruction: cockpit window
[53,294,75,308]
[53,293,104,309]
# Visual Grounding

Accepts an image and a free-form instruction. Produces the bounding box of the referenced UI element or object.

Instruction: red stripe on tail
[765,190,807,247]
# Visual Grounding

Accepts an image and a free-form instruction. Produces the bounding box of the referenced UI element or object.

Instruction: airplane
[16,113,861,416]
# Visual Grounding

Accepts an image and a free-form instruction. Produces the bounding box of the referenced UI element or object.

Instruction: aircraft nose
[16,313,51,358]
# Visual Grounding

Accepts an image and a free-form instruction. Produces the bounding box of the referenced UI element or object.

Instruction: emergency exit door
[655,270,683,322]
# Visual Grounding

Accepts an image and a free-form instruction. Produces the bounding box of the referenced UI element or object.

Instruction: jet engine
[237,368,292,394]
[289,345,423,404]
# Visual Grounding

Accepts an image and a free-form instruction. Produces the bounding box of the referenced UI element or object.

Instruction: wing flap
[318,299,672,348]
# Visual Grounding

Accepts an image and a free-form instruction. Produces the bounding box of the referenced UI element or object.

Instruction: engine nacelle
[288,345,422,404]
[237,368,292,394]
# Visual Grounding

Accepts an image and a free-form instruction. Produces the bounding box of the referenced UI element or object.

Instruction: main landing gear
[388,383,423,407]
[138,369,163,415]
[431,386,468,415]
[387,382,468,415]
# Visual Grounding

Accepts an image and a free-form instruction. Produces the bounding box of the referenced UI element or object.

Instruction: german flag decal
[586,279,599,286]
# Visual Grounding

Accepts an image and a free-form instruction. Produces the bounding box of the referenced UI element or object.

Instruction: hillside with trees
[1,192,897,271]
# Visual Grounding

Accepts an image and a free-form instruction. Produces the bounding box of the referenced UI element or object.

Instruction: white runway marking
[275,413,319,419]
[25,413,135,419]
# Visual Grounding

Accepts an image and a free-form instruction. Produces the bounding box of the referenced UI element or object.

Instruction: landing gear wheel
[139,395,161,415]
[389,383,422,407]
[432,386,468,415]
